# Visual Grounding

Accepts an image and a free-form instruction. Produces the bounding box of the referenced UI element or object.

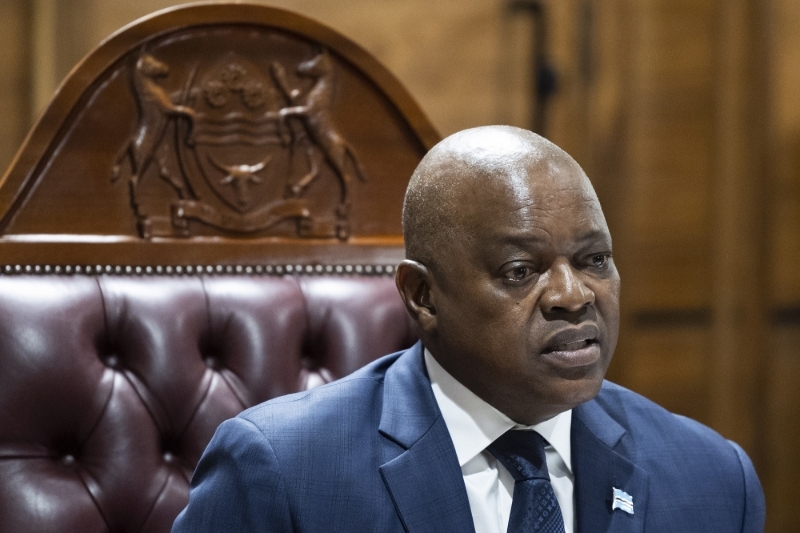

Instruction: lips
[540,324,601,368]
[553,339,593,352]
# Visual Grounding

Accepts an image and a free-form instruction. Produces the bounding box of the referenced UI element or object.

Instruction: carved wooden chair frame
[0,2,439,271]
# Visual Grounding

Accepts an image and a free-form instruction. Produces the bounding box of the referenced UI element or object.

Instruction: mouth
[540,326,602,369]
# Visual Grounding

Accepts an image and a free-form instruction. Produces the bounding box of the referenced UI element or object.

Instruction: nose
[540,259,595,315]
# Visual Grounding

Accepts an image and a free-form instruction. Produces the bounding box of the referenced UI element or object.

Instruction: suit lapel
[378,343,476,533]
[376,347,650,533]
[572,398,649,533]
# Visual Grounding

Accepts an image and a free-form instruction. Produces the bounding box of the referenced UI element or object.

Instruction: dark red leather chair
[0,274,416,531]
[0,4,437,531]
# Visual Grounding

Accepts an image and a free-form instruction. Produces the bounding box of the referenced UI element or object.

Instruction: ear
[395,259,437,334]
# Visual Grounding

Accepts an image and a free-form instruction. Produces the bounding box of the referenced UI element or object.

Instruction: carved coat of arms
[112,47,365,240]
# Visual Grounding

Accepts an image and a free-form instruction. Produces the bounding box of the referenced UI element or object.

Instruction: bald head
[403,125,591,268]
[396,126,618,424]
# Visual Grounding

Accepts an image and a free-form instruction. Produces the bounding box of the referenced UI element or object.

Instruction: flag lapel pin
[611,487,634,515]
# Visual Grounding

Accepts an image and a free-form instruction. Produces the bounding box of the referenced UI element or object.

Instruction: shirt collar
[424,348,572,473]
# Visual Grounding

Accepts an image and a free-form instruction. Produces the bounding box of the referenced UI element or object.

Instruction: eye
[501,263,537,285]
[589,253,611,269]
[511,266,530,279]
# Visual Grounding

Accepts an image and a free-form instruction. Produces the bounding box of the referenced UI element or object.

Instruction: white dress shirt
[424,349,575,533]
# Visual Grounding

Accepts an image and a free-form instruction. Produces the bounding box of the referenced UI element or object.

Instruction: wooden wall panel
[769,0,800,307]
[0,1,31,176]
[625,326,711,424]
[765,327,800,533]
[771,150,800,307]
[574,0,632,236]
[764,0,800,530]
[623,0,716,313]
[544,0,586,159]
[707,0,769,460]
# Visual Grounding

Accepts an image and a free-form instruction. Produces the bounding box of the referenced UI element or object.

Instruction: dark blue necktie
[488,430,565,533]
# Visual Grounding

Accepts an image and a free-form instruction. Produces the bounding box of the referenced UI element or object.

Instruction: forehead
[456,160,609,246]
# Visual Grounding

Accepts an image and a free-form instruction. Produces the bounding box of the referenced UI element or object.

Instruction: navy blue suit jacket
[172,342,765,532]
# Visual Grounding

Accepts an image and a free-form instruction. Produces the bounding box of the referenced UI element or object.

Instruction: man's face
[425,161,620,425]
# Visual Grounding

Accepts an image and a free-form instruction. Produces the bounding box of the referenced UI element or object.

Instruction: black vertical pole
[507,0,558,135]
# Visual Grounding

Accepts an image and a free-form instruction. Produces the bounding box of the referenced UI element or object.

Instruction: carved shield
[176,56,289,214]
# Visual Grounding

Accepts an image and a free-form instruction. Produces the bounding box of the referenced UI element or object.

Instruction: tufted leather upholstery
[0,274,417,532]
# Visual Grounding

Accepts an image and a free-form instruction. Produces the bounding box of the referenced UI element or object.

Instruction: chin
[543,372,605,412]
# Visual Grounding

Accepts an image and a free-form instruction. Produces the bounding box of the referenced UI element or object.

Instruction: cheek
[597,287,620,317]
[599,278,621,316]
[438,287,530,350]
[594,280,621,346]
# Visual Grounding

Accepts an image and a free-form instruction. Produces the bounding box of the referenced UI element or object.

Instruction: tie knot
[487,430,550,481]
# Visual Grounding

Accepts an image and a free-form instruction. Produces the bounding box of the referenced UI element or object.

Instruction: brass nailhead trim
[0,264,395,276]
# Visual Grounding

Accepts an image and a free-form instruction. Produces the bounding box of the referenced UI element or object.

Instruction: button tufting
[0,270,415,533]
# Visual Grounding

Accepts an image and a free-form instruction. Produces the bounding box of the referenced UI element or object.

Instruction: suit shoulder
[596,381,717,432]
[589,382,765,529]
[592,381,746,466]
[235,349,402,435]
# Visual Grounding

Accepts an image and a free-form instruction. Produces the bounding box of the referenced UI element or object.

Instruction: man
[172,126,765,532]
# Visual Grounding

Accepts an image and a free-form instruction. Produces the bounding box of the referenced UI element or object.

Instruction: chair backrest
[0,3,437,531]
[0,274,418,532]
